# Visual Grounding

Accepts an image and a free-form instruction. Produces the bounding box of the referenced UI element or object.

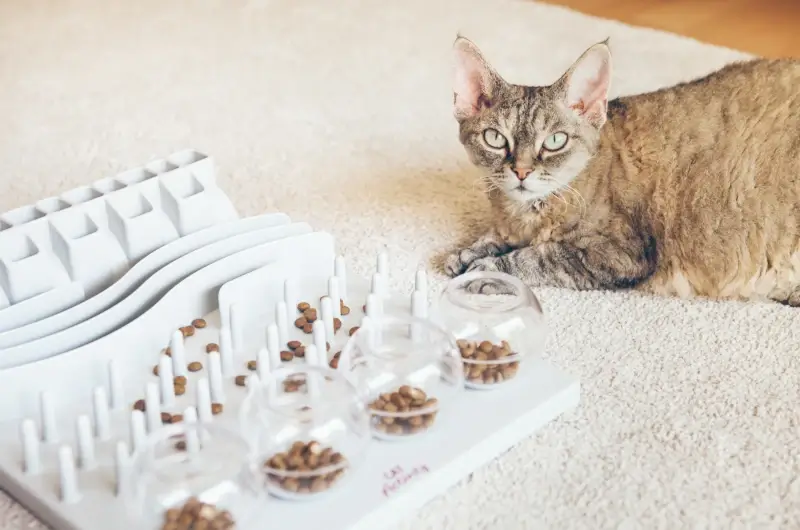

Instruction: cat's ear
[452,36,503,120]
[556,40,612,128]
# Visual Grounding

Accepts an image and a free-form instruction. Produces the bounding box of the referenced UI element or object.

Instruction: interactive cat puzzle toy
[0,149,579,530]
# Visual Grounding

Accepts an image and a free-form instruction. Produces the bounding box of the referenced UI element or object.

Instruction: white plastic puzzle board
[0,149,580,530]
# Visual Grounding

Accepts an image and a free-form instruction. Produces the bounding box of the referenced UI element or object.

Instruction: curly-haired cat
[444,36,800,305]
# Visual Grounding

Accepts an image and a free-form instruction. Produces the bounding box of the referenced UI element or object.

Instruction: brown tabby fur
[444,37,800,305]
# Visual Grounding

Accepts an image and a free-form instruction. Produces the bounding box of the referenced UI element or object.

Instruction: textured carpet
[1,0,799,528]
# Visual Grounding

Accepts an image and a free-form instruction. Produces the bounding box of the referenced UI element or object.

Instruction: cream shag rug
[1,0,798,528]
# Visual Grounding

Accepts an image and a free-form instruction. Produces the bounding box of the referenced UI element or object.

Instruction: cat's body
[445,38,800,305]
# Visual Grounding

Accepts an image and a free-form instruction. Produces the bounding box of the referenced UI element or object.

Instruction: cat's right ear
[452,36,502,120]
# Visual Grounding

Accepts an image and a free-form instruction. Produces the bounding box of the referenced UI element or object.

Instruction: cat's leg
[464,233,658,292]
[443,229,512,277]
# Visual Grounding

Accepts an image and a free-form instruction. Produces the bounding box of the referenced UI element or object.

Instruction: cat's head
[452,36,612,205]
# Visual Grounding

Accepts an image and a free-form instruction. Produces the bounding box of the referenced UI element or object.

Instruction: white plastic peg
[158,354,175,406]
[76,415,96,470]
[257,346,271,380]
[334,256,348,302]
[415,269,428,301]
[114,441,130,497]
[196,379,213,423]
[305,344,320,367]
[208,352,225,404]
[183,407,201,452]
[219,327,234,376]
[107,360,124,409]
[371,273,386,297]
[20,419,40,474]
[312,321,327,363]
[39,391,58,443]
[170,330,187,377]
[92,387,111,440]
[366,293,383,320]
[276,301,289,347]
[327,277,341,318]
[58,446,80,504]
[130,410,146,453]
[377,251,389,276]
[320,296,335,340]
[144,382,161,433]
[411,290,428,319]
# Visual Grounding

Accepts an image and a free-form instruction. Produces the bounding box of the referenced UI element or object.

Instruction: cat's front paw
[443,248,483,277]
[462,257,516,294]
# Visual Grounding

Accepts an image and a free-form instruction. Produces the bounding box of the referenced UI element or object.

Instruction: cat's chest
[496,208,574,247]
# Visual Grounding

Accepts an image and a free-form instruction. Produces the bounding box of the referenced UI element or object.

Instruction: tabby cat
[444,36,800,305]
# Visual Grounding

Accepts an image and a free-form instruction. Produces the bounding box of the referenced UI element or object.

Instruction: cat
[443,36,800,305]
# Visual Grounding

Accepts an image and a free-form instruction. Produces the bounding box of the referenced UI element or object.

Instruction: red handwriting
[381,465,430,497]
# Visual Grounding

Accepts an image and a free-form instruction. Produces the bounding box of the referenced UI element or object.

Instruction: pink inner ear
[565,49,610,121]
[454,49,491,116]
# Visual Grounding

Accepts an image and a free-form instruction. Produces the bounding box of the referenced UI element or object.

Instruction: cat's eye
[483,128,508,149]
[542,132,569,152]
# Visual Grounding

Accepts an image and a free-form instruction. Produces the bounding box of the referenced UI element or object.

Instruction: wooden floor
[540,0,800,58]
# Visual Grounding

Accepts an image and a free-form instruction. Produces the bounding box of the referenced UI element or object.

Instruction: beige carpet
[1,0,799,528]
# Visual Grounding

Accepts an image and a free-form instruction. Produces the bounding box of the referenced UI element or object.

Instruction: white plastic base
[0,149,580,530]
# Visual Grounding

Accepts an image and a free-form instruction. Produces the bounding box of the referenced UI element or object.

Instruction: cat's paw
[443,248,483,277]
[462,257,516,294]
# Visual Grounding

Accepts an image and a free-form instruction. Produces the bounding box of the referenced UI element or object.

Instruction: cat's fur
[444,36,800,305]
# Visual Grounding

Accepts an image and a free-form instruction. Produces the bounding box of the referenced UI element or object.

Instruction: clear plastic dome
[238,364,372,501]
[432,271,547,390]
[125,421,264,529]
[339,314,464,440]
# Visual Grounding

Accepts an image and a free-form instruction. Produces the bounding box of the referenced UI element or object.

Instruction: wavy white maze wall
[0,150,580,530]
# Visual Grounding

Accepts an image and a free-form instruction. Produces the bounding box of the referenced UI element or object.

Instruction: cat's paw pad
[443,248,481,277]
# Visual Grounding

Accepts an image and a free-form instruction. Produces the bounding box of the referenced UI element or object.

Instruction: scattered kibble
[206,343,219,353]
[160,497,235,530]
[287,340,302,350]
[188,362,203,372]
[235,375,247,387]
[180,326,195,338]
[329,352,341,369]
[294,345,306,358]
[211,403,224,415]
[133,399,145,412]
[174,375,187,386]
[280,351,294,362]
[349,326,360,337]
[297,302,311,312]
[161,412,172,424]
[246,360,257,371]
[192,318,207,329]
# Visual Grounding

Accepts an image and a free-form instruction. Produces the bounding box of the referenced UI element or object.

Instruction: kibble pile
[457,338,520,385]
[369,385,439,436]
[264,440,347,495]
[161,497,235,530]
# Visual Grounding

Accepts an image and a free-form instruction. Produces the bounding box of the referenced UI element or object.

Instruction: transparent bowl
[339,314,463,441]
[433,271,546,390]
[239,365,372,501]
[125,422,264,529]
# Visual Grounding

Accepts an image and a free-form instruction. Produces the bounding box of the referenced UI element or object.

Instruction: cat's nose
[513,168,533,181]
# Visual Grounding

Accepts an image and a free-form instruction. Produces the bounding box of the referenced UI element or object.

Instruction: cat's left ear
[555,40,612,128]
[452,36,504,120]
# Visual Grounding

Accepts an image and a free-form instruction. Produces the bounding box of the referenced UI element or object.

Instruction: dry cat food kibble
[457,339,520,385]
[303,309,317,322]
[282,374,306,393]
[264,440,347,495]
[280,350,294,362]
[161,412,173,424]
[294,316,314,334]
[340,300,350,315]
[211,403,224,415]
[133,399,146,411]
[206,343,219,353]
[161,497,235,530]
[246,360,257,371]
[174,375,187,386]
[180,326,195,338]
[297,302,311,312]
[235,375,247,387]
[192,318,207,329]
[171,414,183,423]
[188,362,203,372]
[152,365,160,376]
[329,352,341,369]
[287,340,302,350]
[368,386,439,436]
[293,345,306,358]
[333,318,342,333]
[174,383,186,396]
[349,326,360,337]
